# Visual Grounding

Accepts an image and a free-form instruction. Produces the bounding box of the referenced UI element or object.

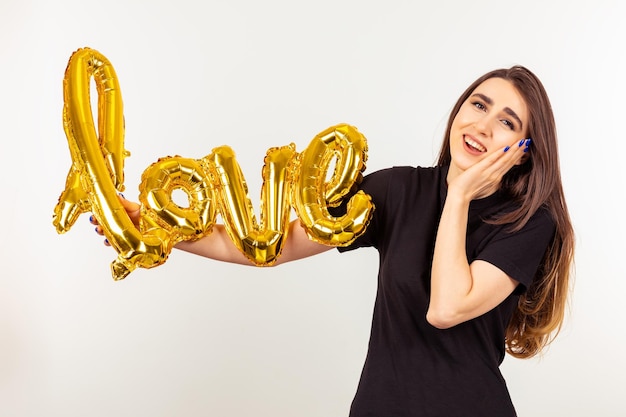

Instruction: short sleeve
[476,208,556,292]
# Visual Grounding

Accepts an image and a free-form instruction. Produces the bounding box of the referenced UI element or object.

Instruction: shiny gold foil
[292,124,374,246]
[53,48,374,279]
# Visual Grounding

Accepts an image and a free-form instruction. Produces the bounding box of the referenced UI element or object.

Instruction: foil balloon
[53,47,374,280]
[139,156,217,239]
[204,144,296,265]
[292,124,374,246]
[52,48,213,280]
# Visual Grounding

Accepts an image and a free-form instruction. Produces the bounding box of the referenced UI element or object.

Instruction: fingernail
[524,138,532,153]
[118,193,125,199]
[104,239,109,245]
[94,227,98,233]
[89,215,94,223]
[503,146,510,152]
[518,139,525,147]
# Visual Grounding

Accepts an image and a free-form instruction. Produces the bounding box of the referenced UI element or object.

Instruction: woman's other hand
[89,194,140,246]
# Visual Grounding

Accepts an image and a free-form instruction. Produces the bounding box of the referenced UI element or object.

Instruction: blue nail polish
[95,227,98,233]
[524,138,532,153]
[503,146,510,152]
[518,139,525,147]
[104,239,109,245]
[118,193,125,199]
[89,215,94,222]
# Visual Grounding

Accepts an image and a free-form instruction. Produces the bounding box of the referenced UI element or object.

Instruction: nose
[473,115,492,137]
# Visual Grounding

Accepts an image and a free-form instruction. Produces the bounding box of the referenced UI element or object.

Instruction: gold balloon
[139,156,217,238]
[53,47,375,280]
[53,48,190,280]
[204,144,296,265]
[292,124,374,246]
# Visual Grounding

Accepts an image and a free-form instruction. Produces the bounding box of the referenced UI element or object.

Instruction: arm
[426,141,526,329]
[93,196,332,267]
[176,219,333,266]
[426,191,518,329]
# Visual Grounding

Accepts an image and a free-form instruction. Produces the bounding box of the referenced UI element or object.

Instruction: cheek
[450,114,468,136]
[452,107,480,132]
[493,133,520,151]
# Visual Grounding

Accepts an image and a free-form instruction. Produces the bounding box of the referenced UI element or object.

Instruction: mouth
[463,135,487,153]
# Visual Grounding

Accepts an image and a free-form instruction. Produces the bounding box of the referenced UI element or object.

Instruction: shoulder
[520,205,556,246]
[488,204,556,249]
[362,165,443,193]
[359,165,444,223]
[337,165,443,251]
[364,165,442,179]
[530,205,556,228]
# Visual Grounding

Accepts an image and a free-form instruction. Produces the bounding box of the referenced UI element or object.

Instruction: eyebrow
[472,93,524,130]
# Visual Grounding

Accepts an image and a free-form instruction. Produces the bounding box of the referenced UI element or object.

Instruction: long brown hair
[437,66,575,358]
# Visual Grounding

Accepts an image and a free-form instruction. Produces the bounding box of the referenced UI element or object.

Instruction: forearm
[175,224,253,266]
[427,191,473,327]
[174,219,332,266]
[427,141,528,328]
[428,190,519,328]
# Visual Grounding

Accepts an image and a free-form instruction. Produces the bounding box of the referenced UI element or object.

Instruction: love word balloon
[53,47,374,281]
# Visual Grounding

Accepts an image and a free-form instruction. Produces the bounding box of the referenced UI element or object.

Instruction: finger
[497,138,528,169]
[506,138,531,165]
[477,142,518,173]
[89,214,99,225]
[118,194,141,213]
[94,225,109,246]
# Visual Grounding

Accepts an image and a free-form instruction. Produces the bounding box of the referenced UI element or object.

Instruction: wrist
[445,185,473,206]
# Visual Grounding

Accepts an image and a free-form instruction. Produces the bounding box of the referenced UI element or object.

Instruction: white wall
[1,0,624,416]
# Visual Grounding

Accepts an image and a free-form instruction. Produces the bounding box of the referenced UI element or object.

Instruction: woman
[95,65,575,416]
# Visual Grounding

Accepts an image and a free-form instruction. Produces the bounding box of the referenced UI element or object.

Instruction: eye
[472,101,486,111]
[501,118,515,130]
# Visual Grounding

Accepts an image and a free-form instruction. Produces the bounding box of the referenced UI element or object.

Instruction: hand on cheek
[450,138,531,201]
[501,138,531,168]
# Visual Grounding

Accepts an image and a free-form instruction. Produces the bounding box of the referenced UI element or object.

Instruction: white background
[1,1,624,416]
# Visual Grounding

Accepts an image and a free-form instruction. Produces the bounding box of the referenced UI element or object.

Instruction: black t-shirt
[337,165,555,417]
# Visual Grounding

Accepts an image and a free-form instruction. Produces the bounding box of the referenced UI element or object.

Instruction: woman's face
[448,77,529,179]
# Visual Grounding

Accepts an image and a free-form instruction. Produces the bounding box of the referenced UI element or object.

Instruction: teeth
[464,137,486,152]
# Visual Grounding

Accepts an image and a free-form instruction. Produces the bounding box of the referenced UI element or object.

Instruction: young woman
[95,65,575,416]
